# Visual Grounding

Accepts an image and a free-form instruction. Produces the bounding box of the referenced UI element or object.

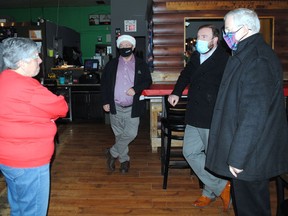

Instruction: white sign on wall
[124,20,137,32]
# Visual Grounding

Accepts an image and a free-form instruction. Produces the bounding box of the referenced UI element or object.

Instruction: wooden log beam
[166,1,288,11]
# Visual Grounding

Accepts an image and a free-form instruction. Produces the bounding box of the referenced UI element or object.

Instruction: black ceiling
[0,0,110,9]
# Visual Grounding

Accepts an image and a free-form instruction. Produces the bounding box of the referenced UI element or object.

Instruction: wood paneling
[153,46,183,56]
[153,24,184,34]
[151,0,288,82]
[153,56,183,68]
[153,35,183,45]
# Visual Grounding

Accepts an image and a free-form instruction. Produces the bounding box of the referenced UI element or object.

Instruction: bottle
[69,71,73,84]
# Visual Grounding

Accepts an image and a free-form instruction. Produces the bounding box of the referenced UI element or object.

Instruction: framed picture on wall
[29,30,42,40]
[99,14,111,25]
[89,15,100,25]
[124,20,137,32]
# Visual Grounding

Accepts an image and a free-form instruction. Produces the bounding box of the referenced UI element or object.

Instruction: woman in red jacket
[0,37,68,216]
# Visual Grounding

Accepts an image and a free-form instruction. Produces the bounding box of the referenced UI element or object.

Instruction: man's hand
[168,94,179,107]
[126,88,135,96]
[229,165,243,177]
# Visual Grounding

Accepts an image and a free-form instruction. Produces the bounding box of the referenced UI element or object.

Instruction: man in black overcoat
[168,24,231,211]
[206,8,288,216]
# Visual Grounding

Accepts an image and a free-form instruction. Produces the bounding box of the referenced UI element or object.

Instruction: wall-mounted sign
[89,14,111,26]
[124,20,137,32]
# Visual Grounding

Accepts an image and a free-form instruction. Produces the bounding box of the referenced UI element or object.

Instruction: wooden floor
[0,113,284,215]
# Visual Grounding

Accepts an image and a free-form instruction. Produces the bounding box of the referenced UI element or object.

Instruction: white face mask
[195,40,212,54]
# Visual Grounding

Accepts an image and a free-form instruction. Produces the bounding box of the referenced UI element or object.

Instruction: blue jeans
[0,163,50,216]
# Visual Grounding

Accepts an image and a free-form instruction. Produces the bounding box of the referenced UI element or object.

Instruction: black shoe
[105,148,117,171]
[120,161,130,173]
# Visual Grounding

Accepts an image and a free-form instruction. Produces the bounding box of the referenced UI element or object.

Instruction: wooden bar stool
[161,96,201,189]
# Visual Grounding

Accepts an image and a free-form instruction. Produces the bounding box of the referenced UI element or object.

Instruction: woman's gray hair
[0,42,5,72]
[224,8,260,34]
[2,37,38,69]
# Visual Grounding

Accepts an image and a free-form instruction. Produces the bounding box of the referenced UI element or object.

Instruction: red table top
[284,83,288,96]
[142,83,288,97]
[142,84,188,96]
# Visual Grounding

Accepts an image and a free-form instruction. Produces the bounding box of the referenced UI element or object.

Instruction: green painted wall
[0,6,111,60]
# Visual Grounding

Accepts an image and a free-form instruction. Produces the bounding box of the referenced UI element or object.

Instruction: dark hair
[198,24,220,38]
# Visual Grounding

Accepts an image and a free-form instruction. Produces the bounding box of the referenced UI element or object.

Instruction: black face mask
[119,48,133,57]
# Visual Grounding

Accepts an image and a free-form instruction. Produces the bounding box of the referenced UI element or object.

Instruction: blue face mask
[195,40,211,54]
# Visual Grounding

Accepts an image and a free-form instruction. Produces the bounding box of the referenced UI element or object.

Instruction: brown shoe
[192,195,215,208]
[220,181,231,211]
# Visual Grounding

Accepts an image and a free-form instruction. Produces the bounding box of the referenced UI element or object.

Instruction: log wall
[151,0,288,83]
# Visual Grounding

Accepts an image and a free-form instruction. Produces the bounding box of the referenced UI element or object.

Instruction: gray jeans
[183,125,227,198]
[109,105,140,163]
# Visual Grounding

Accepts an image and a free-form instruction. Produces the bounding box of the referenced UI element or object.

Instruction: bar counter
[142,83,288,97]
[45,83,101,92]
[44,83,102,122]
[141,84,188,97]
[143,83,288,152]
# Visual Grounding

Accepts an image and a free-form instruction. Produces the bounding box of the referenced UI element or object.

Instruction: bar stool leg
[162,130,171,189]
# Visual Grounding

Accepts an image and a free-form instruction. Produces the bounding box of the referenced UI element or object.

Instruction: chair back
[162,95,187,129]
[161,95,191,189]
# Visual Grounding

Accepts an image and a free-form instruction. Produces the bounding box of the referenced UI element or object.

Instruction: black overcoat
[206,34,288,181]
[101,56,152,118]
[172,46,229,128]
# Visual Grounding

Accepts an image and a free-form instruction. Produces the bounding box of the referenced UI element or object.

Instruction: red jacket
[0,70,68,168]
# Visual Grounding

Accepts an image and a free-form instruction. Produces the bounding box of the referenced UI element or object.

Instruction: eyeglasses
[222,26,243,36]
[30,53,40,59]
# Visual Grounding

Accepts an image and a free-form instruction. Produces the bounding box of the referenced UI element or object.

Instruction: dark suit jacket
[101,55,152,118]
[206,34,288,181]
[172,46,229,128]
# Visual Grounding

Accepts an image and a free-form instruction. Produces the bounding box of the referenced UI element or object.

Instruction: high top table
[141,84,188,152]
[142,83,288,153]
